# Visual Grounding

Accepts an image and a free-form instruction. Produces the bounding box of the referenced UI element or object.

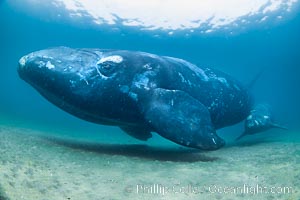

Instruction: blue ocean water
[0,0,300,144]
[1,2,300,200]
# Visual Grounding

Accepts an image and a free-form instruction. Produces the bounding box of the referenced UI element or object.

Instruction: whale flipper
[141,88,225,150]
[120,126,152,141]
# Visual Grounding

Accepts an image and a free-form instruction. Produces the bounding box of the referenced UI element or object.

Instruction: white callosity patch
[19,56,27,67]
[46,61,55,69]
[53,0,298,31]
[19,53,35,68]
[97,55,123,65]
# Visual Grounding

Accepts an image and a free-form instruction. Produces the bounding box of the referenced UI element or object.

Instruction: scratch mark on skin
[78,72,89,85]
[178,72,186,83]
[212,138,217,145]
[165,56,209,81]
[216,77,230,88]
[233,84,241,91]
[95,65,108,79]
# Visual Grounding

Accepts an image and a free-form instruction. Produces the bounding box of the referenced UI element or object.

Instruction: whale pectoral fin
[120,126,152,141]
[141,88,225,150]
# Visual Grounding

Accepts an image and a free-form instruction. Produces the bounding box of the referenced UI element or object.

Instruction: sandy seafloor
[0,122,299,200]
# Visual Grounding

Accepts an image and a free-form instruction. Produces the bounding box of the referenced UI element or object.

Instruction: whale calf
[18,47,281,150]
[236,104,288,140]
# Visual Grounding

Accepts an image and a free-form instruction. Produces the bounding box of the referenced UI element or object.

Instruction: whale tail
[236,121,288,141]
[271,123,288,130]
[247,67,267,89]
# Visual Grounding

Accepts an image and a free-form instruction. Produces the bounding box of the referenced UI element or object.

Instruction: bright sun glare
[53,0,298,32]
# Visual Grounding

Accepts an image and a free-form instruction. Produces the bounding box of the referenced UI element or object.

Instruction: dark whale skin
[18,47,253,150]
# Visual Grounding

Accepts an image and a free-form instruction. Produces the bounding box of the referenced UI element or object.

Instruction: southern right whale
[18,47,285,150]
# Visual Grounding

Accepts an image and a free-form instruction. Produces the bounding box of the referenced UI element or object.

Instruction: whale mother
[18,47,254,150]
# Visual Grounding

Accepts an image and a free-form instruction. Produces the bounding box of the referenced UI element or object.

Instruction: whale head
[18,47,112,100]
[18,47,140,124]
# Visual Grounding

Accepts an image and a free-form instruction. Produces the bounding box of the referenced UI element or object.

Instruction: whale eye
[97,61,117,77]
[96,55,123,77]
